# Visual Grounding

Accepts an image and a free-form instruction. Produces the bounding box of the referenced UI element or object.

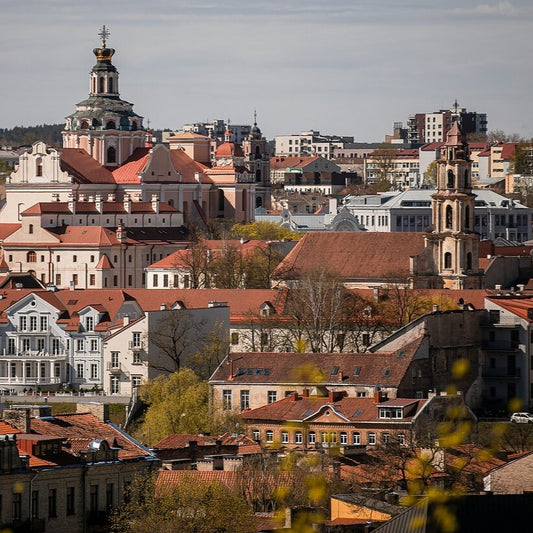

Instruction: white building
[275,131,353,160]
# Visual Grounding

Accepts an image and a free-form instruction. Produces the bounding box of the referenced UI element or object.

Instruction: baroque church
[0,28,270,290]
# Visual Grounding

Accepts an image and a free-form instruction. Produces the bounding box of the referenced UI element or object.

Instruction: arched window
[444,252,452,269]
[466,252,472,271]
[106,120,116,130]
[447,169,455,188]
[27,251,37,263]
[131,121,138,131]
[36,158,43,177]
[256,196,263,208]
[218,190,225,212]
[107,146,116,164]
[99,77,104,93]
[108,77,113,93]
[465,205,471,229]
[446,205,453,229]
[255,146,261,160]
[256,168,261,182]
[464,169,469,189]
[80,120,89,129]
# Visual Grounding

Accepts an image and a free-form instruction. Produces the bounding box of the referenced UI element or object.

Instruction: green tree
[111,472,254,533]
[137,369,210,445]
[510,141,533,175]
[230,221,300,241]
[424,160,438,188]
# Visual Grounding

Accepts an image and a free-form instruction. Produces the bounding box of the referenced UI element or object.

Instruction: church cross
[98,25,110,47]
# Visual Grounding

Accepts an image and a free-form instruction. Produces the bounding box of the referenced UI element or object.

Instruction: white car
[510,412,533,423]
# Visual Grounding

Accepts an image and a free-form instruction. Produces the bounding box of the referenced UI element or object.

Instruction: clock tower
[424,120,483,289]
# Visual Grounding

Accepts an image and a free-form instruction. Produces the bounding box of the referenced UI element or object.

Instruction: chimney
[160,303,167,310]
[228,358,234,381]
[95,194,103,213]
[151,194,159,214]
[302,388,309,398]
[338,370,344,382]
[124,195,131,214]
[374,389,384,404]
[116,223,126,243]
[123,315,130,326]
[3,408,31,433]
[77,402,109,422]
[432,305,439,313]
[291,391,299,401]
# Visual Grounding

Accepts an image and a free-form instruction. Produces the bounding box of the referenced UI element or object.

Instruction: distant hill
[0,124,64,148]
[0,125,165,149]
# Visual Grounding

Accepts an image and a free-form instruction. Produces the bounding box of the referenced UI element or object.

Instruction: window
[76,339,84,351]
[240,390,250,410]
[8,338,15,354]
[56,255,61,262]
[260,332,269,347]
[66,487,75,515]
[55,274,61,285]
[90,485,98,513]
[398,434,406,446]
[40,315,48,331]
[163,274,168,287]
[111,352,119,368]
[340,432,347,445]
[91,339,98,351]
[489,310,500,324]
[12,492,22,521]
[132,332,141,348]
[444,252,452,269]
[281,431,289,444]
[91,364,98,379]
[90,274,96,286]
[27,250,37,262]
[52,338,60,355]
[266,430,274,443]
[73,255,77,263]
[86,317,94,331]
[308,431,316,444]
[77,364,84,378]
[231,332,239,345]
[113,275,118,287]
[30,315,37,331]
[111,376,119,394]
[222,389,232,410]
[132,376,142,388]
[133,351,141,364]
[267,391,277,404]
[152,274,158,287]
[19,315,27,331]
[48,488,57,518]
[368,432,376,445]
[295,431,303,444]
[381,432,390,444]
[106,483,114,510]
[252,429,260,441]
[31,490,39,519]
[352,432,360,445]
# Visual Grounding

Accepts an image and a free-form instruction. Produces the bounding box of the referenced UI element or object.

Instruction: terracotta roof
[112,147,151,184]
[215,141,244,158]
[30,412,151,460]
[501,143,517,160]
[60,148,115,184]
[169,149,210,184]
[270,155,319,170]
[0,420,22,434]
[241,394,427,423]
[155,434,218,449]
[22,201,178,216]
[273,232,426,281]
[54,226,121,246]
[157,470,239,490]
[95,254,114,269]
[486,294,533,321]
[0,224,22,240]
[210,336,424,385]
[147,239,268,270]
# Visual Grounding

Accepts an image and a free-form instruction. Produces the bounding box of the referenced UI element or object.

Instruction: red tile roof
[274,232,426,281]
[21,201,178,216]
[501,143,517,160]
[30,412,151,460]
[270,155,320,170]
[0,223,22,240]
[486,294,533,322]
[210,336,424,386]
[60,148,115,184]
[241,394,427,423]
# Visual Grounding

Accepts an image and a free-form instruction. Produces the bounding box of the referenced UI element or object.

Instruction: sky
[1,0,533,142]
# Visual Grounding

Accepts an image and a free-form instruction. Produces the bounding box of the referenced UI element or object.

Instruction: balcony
[107,362,122,374]
[0,376,61,386]
[128,341,144,351]
[0,350,67,360]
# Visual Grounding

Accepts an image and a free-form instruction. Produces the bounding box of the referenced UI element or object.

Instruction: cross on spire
[98,25,110,47]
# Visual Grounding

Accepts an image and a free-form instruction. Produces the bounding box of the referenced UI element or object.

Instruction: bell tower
[62,26,146,167]
[425,120,482,288]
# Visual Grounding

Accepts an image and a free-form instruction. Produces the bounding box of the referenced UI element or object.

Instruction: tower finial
[98,25,110,48]
[253,109,257,126]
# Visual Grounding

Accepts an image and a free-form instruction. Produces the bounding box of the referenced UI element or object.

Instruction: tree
[510,141,533,175]
[370,143,396,188]
[424,160,438,188]
[111,472,254,533]
[136,369,210,445]
[178,238,211,288]
[208,241,246,289]
[242,243,288,289]
[190,321,229,381]
[148,310,206,373]
[230,221,301,242]
[486,130,523,144]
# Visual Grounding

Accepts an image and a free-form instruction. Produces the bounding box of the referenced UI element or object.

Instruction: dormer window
[378,407,403,419]
[86,316,94,332]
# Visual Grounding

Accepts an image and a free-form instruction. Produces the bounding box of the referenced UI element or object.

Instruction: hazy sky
[1,0,532,141]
